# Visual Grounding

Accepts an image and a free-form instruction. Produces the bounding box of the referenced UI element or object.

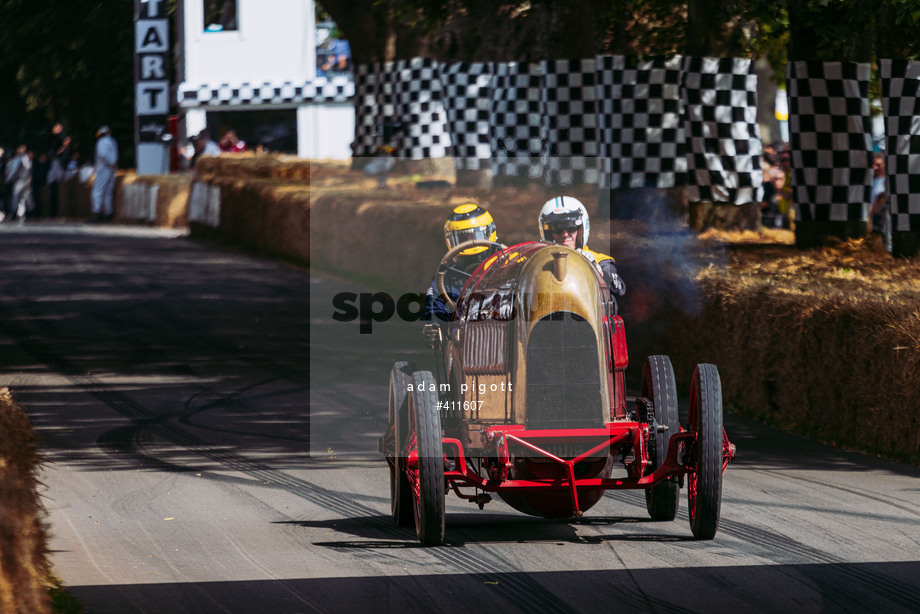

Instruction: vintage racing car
[381,239,735,546]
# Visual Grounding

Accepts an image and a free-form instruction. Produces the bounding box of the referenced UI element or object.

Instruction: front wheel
[409,371,445,546]
[388,362,415,527]
[641,355,679,521]
[687,363,724,540]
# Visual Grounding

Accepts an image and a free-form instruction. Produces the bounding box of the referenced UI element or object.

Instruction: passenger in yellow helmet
[539,196,626,311]
[424,203,499,325]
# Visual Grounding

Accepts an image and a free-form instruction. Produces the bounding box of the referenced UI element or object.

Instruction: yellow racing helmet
[444,203,497,255]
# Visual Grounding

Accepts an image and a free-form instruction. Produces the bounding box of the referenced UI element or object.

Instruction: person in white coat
[4,145,33,221]
[92,125,119,221]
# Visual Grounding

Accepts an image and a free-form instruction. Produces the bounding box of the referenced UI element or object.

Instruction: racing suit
[424,252,489,323]
[581,247,626,314]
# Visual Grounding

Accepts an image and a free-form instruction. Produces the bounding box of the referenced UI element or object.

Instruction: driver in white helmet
[539,196,626,309]
[423,203,500,346]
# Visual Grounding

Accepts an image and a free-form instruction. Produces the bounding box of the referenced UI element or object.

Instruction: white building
[175,0,354,159]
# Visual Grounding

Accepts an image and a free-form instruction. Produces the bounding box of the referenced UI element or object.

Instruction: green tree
[0,0,136,164]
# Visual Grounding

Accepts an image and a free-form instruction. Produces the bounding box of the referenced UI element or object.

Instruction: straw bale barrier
[55,170,189,227]
[194,154,313,180]
[0,388,50,614]
[664,238,920,463]
[46,155,920,463]
[186,157,920,463]
[189,175,311,264]
[119,173,193,227]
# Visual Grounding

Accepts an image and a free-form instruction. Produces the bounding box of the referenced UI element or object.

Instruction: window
[207,110,298,155]
[204,0,238,32]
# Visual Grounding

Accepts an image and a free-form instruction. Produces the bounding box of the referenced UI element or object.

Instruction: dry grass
[661,235,920,463]
[0,388,51,614]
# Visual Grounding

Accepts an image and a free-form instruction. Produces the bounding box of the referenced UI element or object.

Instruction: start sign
[135,0,170,174]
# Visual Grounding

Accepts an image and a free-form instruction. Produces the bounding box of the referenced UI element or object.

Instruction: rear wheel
[388,362,415,527]
[688,363,723,540]
[641,355,679,521]
[409,371,445,546]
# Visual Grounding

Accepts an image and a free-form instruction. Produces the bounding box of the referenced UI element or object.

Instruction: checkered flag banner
[351,60,451,160]
[596,55,686,190]
[352,63,383,157]
[389,58,451,159]
[438,62,495,171]
[489,61,547,180]
[682,57,763,204]
[177,77,354,109]
[786,61,873,222]
[880,59,920,232]
[541,59,600,186]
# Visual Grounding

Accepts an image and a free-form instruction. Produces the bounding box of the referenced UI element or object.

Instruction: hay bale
[190,176,311,264]
[118,172,193,227]
[665,239,920,463]
[0,389,50,614]
[193,154,319,181]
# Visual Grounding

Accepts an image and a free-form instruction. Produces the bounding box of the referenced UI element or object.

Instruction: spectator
[64,152,80,181]
[47,122,70,218]
[777,148,795,228]
[92,126,119,222]
[4,145,33,222]
[762,151,778,183]
[760,168,787,229]
[869,153,891,251]
[219,129,248,153]
[31,152,49,218]
[193,131,221,167]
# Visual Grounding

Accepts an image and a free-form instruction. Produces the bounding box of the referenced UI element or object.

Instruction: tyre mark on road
[750,468,920,519]
[1,309,578,614]
[717,515,920,611]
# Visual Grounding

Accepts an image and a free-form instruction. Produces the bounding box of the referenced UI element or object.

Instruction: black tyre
[409,371,445,546]
[388,361,415,527]
[641,355,680,521]
[688,363,724,540]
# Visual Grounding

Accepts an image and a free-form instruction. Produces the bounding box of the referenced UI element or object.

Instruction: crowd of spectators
[759,142,794,230]
[0,122,82,222]
[759,141,890,250]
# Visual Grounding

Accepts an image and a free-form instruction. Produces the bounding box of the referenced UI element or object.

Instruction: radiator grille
[461,320,508,376]
[525,312,603,429]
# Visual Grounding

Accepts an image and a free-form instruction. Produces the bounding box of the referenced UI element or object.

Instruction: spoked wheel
[408,371,445,546]
[388,361,415,527]
[687,363,724,540]
[641,355,680,521]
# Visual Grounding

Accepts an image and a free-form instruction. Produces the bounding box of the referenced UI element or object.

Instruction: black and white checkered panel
[541,59,599,186]
[880,59,920,232]
[682,57,763,204]
[390,58,451,160]
[595,55,686,190]
[352,64,384,157]
[177,78,354,107]
[786,62,873,222]
[438,62,495,171]
[489,62,546,180]
[352,61,409,157]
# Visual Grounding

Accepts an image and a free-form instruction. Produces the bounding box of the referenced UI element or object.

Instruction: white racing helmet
[538,196,590,248]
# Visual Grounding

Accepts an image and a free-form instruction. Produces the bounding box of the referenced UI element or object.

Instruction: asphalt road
[1,222,919,614]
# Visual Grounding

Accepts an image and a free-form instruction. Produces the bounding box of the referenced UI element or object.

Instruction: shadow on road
[63,559,920,614]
